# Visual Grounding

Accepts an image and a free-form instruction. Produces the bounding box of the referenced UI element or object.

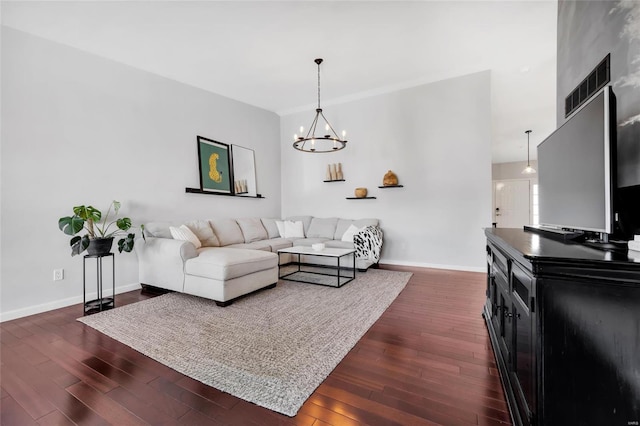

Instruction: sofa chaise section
[184,248,278,306]
[136,220,279,306]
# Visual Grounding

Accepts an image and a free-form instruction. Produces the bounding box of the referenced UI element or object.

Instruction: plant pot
[87,237,114,256]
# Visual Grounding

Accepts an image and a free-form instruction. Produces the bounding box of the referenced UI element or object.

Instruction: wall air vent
[565,54,610,118]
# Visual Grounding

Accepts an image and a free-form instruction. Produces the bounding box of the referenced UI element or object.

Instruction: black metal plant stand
[83,253,115,315]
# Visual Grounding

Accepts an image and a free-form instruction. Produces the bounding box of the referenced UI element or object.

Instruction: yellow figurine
[209,153,223,183]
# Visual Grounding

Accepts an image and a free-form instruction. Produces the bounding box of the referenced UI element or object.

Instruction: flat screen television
[537,85,616,237]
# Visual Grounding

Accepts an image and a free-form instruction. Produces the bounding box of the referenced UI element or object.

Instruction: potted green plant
[58,200,144,256]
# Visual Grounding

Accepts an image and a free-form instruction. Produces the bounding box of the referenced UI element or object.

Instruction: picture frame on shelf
[197,136,233,194]
[230,145,257,197]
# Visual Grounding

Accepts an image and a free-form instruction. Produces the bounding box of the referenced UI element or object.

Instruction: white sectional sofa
[135,216,382,306]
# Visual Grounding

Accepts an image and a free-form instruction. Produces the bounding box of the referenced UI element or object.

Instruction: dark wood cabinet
[484,228,640,426]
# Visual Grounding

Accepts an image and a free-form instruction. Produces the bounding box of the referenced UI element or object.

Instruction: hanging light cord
[526,130,532,165]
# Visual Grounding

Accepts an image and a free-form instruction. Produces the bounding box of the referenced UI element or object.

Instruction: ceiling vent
[565,54,610,118]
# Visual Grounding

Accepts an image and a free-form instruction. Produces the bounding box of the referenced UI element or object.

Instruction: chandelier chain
[317,61,321,109]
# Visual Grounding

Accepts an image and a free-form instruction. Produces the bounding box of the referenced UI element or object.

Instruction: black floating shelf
[323,179,345,182]
[378,184,404,188]
[346,197,377,200]
[185,187,264,198]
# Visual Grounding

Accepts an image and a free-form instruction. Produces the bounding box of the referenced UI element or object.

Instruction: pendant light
[522,130,536,174]
[293,58,347,153]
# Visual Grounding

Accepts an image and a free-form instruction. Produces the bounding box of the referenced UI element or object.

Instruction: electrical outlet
[53,269,64,281]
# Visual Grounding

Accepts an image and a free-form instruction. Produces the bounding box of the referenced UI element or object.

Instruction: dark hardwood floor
[0,265,511,425]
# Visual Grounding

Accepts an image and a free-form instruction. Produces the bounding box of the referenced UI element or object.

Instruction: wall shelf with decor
[185,187,264,198]
[378,185,404,188]
[324,179,345,183]
[346,197,377,200]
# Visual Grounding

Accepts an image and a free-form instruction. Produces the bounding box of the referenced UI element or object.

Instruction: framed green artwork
[197,136,233,194]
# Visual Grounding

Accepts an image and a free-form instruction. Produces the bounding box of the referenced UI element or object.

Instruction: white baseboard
[0,262,484,322]
[380,259,485,273]
[0,282,142,323]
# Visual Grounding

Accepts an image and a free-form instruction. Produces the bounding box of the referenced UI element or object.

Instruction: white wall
[492,160,539,182]
[280,71,492,271]
[1,28,281,320]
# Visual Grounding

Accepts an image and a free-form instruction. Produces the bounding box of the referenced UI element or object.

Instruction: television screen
[538,86,615,235]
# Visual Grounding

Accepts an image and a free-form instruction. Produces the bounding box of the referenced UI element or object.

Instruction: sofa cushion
[261,218,281,239]
[334,218,379,240]
[285,216,313,235]
[333,219,353,240]
[236,218,268,243]
[307,217,338,239]
[170,225,202,249]
[185,248,277,280]
[266,238,293,251]
[290,237,330,247]
[324,240,355,249]
[184,220,220,247]
[208,218,245,246]
[226,241,273,252]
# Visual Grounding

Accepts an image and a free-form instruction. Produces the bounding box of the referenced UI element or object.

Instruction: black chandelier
[293,58,347,153]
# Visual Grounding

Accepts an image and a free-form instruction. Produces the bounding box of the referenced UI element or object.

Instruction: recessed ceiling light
[520,66,530,73]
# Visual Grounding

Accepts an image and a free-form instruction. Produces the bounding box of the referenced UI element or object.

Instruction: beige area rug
[78,268,412,416]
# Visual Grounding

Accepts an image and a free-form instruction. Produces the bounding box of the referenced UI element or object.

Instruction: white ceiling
[1,1,558,163]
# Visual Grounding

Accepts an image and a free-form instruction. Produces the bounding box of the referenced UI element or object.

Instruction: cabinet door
[510,263,535,426]
[485,253,507,322]
[495,273,512,365]
[541,278,640,425]
[486,251,499,322]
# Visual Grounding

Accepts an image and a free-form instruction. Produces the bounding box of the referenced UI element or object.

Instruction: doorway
[493,180,531,228]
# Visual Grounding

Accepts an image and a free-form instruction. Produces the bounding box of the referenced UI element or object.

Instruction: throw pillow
[284,220,305,238]
[341,224,362,242]
[170,225,202,249]
[275,220,285,238]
